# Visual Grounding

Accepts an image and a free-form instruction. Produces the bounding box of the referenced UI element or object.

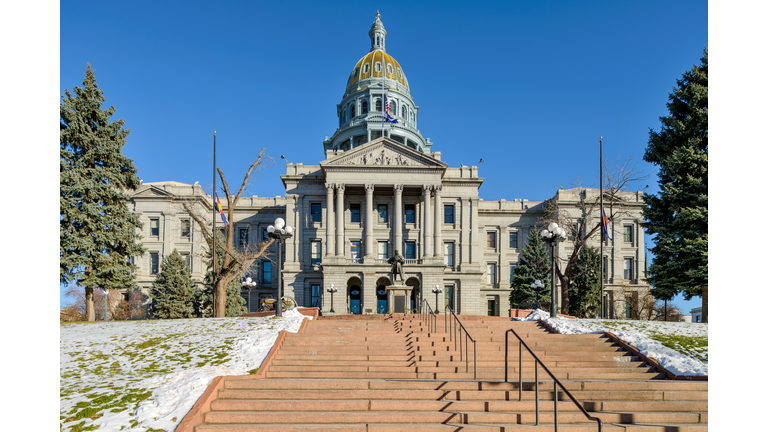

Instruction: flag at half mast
[215,193,229,226]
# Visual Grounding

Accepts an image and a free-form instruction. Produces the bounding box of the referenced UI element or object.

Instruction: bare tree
[181,147,274,317]
[541,156,648,315]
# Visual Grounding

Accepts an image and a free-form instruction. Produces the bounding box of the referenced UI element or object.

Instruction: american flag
[384,95,398,124]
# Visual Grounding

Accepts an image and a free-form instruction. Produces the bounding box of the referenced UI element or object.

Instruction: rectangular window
[311,203,322,222]
[181,253,192,271]
[443,242,454,267]
[262,228,269,241]
[350,204,361,223]
[310,240,321,265]
[311,284,321,308]
[150,218,159,237]
[445,285,454,311]
[239,228,249,248]
[509,232,518,248]
[405,241,416,259]
[350,240,361,259]
[262,261,272,283]
[624,258,634,280]
[488,299,497,316]
[624,298,631,318]
[444,205,454,224]
[624,225,633,243]
[377,204,388,223]
[150,253,159,275]
[487,263,497,284]
[487,232,496,249]
[378,241,388,260]
[510,264,516,282]
[603,256,609,281]
[404,204,415,224]
[180,219,191,239]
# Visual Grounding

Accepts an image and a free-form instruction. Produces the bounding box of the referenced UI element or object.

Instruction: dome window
[375,99,382,111]
[375,62,381,73]
[363,64,370,74]
[386,63,393,74]
[397,68,402,78]
[350,104,356,118]
[401,106,406,118]
[362,100,368,114]
[354,68,359,78]
[390,101,397,115]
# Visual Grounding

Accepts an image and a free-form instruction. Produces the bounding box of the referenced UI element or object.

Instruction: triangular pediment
[132,185,177,198]
[321,137,447,169]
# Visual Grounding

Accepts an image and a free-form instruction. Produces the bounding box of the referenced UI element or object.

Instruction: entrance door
[376,286,387,314]
[487,299,497,316]
[350,285,362,314]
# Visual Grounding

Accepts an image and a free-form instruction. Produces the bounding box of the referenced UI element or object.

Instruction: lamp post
[541,222,566,318]
[432,284,443,314]
[327,284,337,314]
[530,279,545,307]
[104,289,109,321]
[241,276,257,313]
[267,217,293,317]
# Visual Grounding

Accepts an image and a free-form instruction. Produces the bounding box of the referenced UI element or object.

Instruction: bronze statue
[388,249,405,282]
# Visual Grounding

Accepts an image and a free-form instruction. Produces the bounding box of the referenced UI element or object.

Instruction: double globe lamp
[267,218,293,317]
[541,222,566,318]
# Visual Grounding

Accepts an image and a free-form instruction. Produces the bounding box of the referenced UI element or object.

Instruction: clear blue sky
[57,0,708,314]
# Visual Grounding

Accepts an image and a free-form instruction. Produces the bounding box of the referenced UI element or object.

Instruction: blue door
[376,288,387,313]
[350,286,362,314]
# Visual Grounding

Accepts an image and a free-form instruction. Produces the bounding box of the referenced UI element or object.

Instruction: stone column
[336,183,345,256]
[394,184,403,254]
[285,195,296,262]
[470,197,480,263]
[365,183,375,257]
[433,184,442,258]
[460,197,469,268]
[325,183,335,257]
[423,184,432,258]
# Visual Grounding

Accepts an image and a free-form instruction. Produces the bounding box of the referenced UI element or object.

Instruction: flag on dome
[601,208,612,241]
[215,193,229,226]
[384,95,398,124]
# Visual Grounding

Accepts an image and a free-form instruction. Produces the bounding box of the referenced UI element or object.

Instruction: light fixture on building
[267,217,293,317]
[327,284,338,314]
[541,222,566,318]
[432,284,443,314]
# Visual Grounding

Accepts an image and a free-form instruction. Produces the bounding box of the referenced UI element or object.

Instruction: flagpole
[382,79,385,139]
[599,136,604,319]
[212,131,217,318]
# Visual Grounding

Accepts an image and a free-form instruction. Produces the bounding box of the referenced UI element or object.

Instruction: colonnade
[323,182,444,260]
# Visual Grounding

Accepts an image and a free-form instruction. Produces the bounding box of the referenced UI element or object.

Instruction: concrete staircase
[191,314,708,431]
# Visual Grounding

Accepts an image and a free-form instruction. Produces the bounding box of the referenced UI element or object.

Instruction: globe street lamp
[541,222,566,318]
[530,279,545,307]
[241,276,257,313]
[267,217,293,317]
[432,284,443,314]
[326,284,338,314]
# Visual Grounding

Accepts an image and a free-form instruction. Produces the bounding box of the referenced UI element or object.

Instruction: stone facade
[126,13,650,318]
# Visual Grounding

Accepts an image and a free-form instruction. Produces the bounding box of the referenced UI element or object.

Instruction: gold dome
[346,50,409,91]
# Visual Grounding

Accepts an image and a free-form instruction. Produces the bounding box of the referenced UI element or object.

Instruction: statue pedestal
[386,285,412,314]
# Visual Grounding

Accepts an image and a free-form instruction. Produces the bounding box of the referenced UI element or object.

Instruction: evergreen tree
[194,231,247,317]
[60,64,145,321]
[509,229,551,308]
[643,50,708,322]
[149,249,197,319]
[569,246,601,318]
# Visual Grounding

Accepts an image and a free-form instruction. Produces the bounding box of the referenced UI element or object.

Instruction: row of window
[148,252,193,275]
[339,96,414,126]
[310,203,452,225]
[147,218,192,239]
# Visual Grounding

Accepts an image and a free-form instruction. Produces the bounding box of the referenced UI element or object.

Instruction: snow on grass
[60,309,311,432]
[515,309,708,377]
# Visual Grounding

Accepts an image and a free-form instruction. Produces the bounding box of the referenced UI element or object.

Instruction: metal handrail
[420,299,437,333]
[504,328,603,431]
[445,306,477,379]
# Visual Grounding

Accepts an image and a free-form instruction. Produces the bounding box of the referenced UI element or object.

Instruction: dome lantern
[369,11,387,52]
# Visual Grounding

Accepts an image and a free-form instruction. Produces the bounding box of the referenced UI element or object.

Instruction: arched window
[375,62,381,73]
[354,68,359,78]
[386,63,393,74]
[401,106,406,118]
[362,100,368,114]
[375,99,382,111]
[363,64,369,74]
[390,101,397,115]
[350,104,355,118]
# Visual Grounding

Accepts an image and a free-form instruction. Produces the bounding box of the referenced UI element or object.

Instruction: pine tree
[569,246,601,318]
[509,229,551,308]
[149,250,197,319]
[60,64,146,321]
[194,231,248,317]
[643,50,708,322]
